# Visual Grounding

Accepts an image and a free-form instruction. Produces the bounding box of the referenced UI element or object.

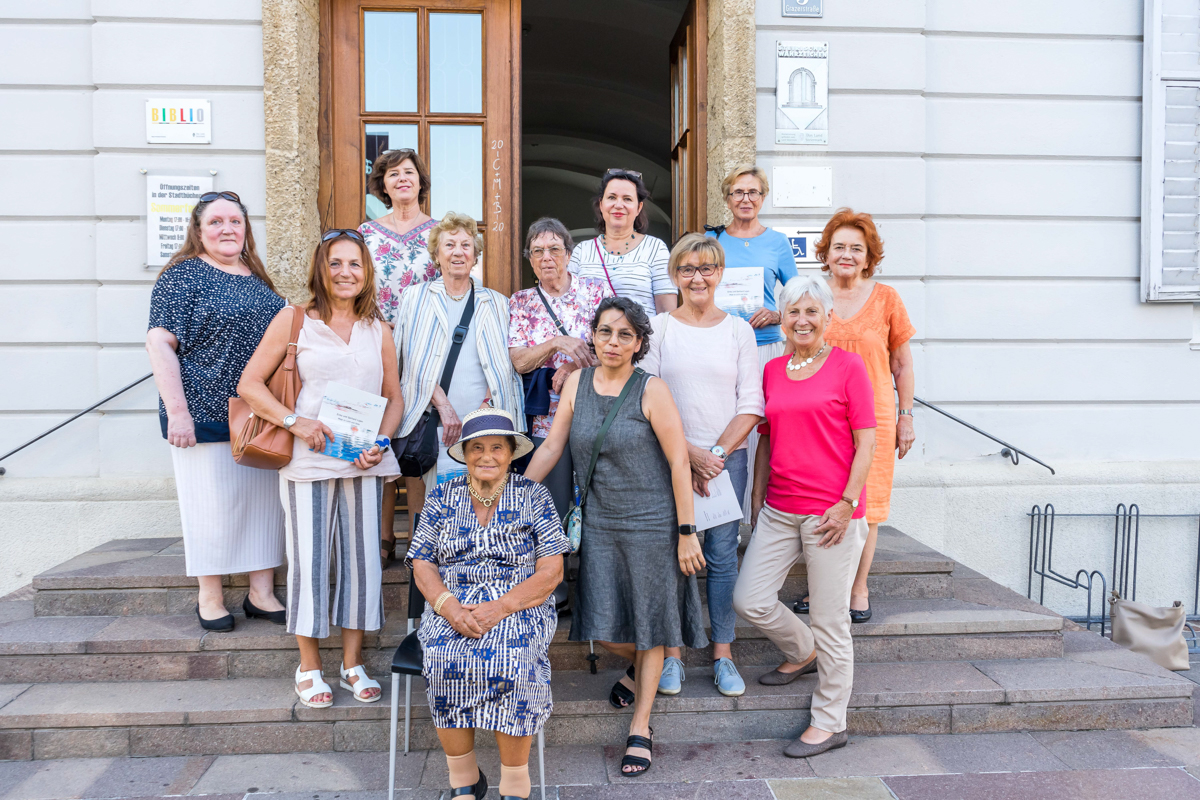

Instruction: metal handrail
[0,372,154,477]
[913,395,1055,475]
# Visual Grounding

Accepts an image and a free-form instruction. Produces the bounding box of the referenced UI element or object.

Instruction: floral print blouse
[507,276,612,438]
[359,218,439,325]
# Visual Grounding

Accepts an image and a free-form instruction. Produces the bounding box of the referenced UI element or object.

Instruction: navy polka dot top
[148,257,286,443]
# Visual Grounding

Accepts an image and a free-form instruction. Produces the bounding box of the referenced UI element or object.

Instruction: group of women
[146,154,915,799]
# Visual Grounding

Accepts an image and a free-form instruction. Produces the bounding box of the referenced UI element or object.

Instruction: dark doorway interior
[520,0,690,288]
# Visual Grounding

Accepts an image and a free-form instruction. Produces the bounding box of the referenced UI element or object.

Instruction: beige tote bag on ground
[1109,591,1190,671]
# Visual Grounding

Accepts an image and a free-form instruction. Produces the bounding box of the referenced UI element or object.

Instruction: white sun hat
[447,407,535,464]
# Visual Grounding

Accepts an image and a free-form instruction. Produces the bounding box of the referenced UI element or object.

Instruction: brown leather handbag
[229,304,305,470]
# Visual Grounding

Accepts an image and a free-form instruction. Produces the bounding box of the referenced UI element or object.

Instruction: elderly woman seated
[405,408,570,800]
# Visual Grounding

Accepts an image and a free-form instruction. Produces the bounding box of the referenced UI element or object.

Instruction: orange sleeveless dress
[824,282,915,523]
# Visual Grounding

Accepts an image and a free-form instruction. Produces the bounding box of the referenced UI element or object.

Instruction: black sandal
[380,537,396,570]
[793,595,810,614]
[620,727,654,777]
[608,664,636,709]
[450,767,488,799]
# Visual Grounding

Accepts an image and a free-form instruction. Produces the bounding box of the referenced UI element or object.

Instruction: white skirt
[171,441,286,577]
[745,340,788,523]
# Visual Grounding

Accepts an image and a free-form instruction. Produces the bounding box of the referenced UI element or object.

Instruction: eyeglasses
[603,168,643,180]
[677,264,719,278]
[199,191,242,204]
[527,246,566,259]
[594,326,637,345]
[322,229,365,243]
[728,189,763,201]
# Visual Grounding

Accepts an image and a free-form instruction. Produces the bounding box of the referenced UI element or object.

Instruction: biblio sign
[146,99,212,144]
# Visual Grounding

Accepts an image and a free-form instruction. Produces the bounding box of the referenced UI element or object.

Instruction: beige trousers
[733,504,867,733]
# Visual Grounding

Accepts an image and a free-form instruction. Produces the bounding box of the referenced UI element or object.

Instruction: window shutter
[1142,0,1200,301]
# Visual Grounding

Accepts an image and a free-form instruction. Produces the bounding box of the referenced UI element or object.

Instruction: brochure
[715,266,764,323]
[314,381,387,462]
[693,470,744,532]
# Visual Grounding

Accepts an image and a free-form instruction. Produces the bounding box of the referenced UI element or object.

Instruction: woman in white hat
[407,408,570,800]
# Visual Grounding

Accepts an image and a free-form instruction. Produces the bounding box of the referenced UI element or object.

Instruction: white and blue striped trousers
[280,476,386,639]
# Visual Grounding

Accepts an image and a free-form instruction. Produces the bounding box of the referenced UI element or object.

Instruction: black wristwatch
[678,524,697,536]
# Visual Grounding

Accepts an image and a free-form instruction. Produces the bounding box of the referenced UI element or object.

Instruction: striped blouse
[393,276,525,437]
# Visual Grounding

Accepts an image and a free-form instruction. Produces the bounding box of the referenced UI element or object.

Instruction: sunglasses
[321,229,365,243]
[199,191,242,204]
[603,168,643,180]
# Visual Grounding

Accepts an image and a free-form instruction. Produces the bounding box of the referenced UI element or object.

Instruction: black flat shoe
[850,603,872,623]
[620,727,653,777]
[793,596,810,614]
[196,604,234,632]
[243,594,287,625]
[609,664,636,709]
[450,767,488,799]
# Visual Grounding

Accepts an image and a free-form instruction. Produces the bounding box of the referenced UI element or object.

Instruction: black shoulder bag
[396,284,476,477]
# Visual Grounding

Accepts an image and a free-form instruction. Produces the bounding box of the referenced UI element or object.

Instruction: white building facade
[1,0,1196,618]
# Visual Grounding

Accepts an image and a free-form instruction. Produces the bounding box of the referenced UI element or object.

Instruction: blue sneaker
[657,656,685,695]
[714,657,746,697]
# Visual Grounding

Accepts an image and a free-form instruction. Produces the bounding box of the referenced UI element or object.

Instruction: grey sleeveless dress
[568,367,708,650]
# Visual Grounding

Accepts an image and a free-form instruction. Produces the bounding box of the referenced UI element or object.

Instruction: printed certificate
[715,266,765,322]
[315,381,386,462]
[693,470,744,532]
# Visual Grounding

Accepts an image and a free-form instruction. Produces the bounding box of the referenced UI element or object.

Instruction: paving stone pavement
[1,727,1200,799]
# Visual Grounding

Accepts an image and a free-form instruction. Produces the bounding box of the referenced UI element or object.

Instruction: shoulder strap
[438,283,476,395]
[577,367,645,509]
[535,284,570,337]
[593,238,619,296]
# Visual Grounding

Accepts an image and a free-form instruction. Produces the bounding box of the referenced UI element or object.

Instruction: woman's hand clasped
[290,417,334,452]
[897,414,915,459]
[461,599,510,635]
[352,445,382,471]
[814,501,853,548]
[678,533,706,576]
[442,598,485,639]
[166,411,197,448]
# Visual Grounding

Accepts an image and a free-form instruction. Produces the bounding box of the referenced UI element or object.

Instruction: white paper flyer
[715,266,765,323]
[315,382,387,462]
[693,470,744,532]
[775,41,829,145]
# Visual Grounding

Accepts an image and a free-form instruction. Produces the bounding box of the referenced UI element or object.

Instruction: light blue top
[707,227,799,346]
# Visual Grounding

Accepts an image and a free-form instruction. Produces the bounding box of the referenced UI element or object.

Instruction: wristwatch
[678,524,698,536]
[841,495,859,510]
[282,414,298,430]
[710,445,727,460]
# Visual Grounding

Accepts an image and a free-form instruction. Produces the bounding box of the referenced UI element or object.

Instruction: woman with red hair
[795,209,915,623]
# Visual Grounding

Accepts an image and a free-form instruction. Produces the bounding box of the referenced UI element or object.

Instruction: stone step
[0,640,1190,760]
[0,597,1063,684]
[29,527,955,617]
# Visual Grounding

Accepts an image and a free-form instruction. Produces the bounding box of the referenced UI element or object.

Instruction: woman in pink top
[732,275,876,759]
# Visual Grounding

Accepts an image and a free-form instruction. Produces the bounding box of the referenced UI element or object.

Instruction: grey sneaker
[657,656,685,695]
[714,657,746,697]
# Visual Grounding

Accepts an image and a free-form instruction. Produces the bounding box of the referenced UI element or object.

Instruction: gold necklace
[468,474,507,508]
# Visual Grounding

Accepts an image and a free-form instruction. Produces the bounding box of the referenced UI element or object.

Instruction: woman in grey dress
[525,296,706,777]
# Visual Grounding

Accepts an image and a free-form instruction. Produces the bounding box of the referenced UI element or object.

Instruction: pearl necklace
[787,344,826,371]
[468,474,507,508]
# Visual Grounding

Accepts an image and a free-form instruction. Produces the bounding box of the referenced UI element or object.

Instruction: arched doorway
[787,67,818,108]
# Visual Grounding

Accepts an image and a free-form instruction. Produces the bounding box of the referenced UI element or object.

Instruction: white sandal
[295,665,334,709]
[340,662,382,703]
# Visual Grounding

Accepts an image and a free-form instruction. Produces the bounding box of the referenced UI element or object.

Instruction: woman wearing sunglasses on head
[238,228,403,709]
[359,148,438,569]
[146,190,288,633]
[567,169,677,317]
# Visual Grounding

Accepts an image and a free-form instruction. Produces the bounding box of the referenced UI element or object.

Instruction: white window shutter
[1143,0,1200,301]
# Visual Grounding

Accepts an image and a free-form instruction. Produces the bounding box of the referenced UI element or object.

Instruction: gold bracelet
[432,591,454,616]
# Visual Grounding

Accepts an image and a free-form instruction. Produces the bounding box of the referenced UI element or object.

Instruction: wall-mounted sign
[146,175,213,267]
[783,0,823,17]
[146,99,211,144]
[774,227,825,270]
[772,166,833,208]
[776,41,828,145]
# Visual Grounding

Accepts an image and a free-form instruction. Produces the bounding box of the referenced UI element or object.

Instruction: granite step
[0,597,1063,684]
[29,526,954,616]
[0,635,1190,760]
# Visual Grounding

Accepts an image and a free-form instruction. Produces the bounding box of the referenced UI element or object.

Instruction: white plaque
[146,99,211,144]
[772,166,833,208]
[782,0,823,17]
[776,42,828,145]
[146,175,213,267]
[774,227,825,268]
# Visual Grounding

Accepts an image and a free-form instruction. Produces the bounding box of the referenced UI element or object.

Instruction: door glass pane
[364,124,419,220]
[430,125,483,219]
[429,13,483,113]
[364,12,417,112]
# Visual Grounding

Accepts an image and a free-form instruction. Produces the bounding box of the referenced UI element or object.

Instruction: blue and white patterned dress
[405,473,570,736]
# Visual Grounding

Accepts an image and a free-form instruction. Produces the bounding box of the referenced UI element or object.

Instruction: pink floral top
[359,218,439,325]
[508,276,612,437]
